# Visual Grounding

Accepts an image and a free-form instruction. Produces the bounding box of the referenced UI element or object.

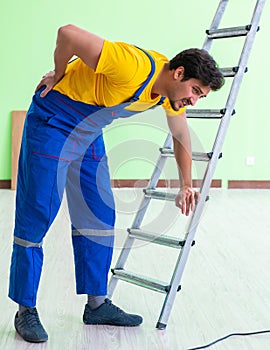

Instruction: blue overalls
[9,49,165,307]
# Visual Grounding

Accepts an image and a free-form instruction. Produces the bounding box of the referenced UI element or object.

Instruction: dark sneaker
[14,308,48,343]
[83,299,143,326]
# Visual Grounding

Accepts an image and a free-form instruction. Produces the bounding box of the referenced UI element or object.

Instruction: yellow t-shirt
[53,40,185,116]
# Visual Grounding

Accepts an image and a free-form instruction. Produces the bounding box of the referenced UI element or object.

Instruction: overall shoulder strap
[131,47,165,105]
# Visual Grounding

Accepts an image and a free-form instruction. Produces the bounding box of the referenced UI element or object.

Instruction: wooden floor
[1,188,270,350]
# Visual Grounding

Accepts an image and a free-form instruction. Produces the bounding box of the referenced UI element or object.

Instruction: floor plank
[0,189,270,349]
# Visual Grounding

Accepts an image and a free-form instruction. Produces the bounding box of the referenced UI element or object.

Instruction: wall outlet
[246,156,255,166]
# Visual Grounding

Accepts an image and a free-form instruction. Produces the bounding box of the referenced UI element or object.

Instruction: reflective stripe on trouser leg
[66,134,115,295]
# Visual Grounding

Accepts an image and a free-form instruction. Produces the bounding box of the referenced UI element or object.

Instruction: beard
[169,100,180,111]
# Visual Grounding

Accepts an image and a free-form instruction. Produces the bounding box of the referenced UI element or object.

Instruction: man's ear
[173,66,185,80]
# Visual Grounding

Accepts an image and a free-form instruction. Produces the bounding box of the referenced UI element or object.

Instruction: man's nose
[190,96,199,106]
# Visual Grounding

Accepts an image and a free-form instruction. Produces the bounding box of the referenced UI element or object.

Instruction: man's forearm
[173,136,192,188]
[166,113,193,189]
[172,133,197,216]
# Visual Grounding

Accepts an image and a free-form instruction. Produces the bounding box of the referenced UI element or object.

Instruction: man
[9,24,224,343]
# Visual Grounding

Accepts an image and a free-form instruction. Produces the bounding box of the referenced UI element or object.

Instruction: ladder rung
[144,188,210,202]
[144,189,176,201]
[186,109,226,119]
[111,268,170,293]
[160,148,211,162]
[193,152,211,161]
[206,24,252,39]
[159,147,174,157]
[220,66,248,77]
[128,228,186,248]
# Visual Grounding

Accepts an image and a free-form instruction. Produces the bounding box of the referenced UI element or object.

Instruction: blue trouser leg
[66,133,115,295]
[9,107,70,306]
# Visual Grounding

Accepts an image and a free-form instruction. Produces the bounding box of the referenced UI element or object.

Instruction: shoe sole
[15,325,48,343]
[83,320,142,327]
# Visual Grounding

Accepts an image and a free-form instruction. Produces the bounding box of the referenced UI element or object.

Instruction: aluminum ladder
[108,0,266,329]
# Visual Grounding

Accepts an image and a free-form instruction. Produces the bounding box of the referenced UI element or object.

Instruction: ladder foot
[156,322,167,330]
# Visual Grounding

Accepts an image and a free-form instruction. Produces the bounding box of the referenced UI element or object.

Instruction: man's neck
[151,63,170,98]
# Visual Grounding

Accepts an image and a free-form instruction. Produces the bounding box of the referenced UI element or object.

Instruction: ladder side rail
[107,236,137,297]
[107,196,153,297]
[203,0,229,51]
[158,107,245,326]
[200,0,266,201]
[144,133,173,191]
[157,155,215,327]
[108,133,173,297]
[157,0,266,326]
[132,132,173,229]
[210,0,266,156]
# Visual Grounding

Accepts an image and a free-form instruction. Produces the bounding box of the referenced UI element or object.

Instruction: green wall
[1,0,269,187]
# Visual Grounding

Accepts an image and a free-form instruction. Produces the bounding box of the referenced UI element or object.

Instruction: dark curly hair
[169,48,224,91]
